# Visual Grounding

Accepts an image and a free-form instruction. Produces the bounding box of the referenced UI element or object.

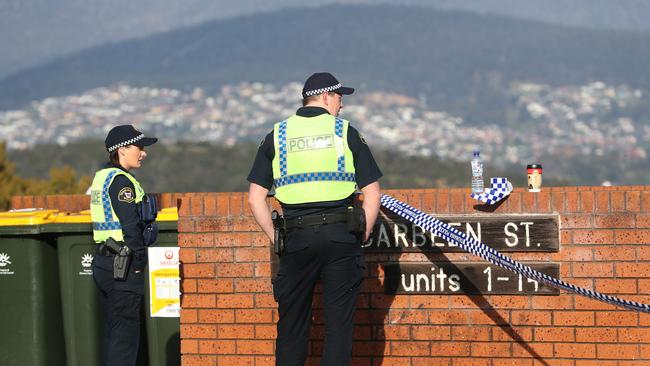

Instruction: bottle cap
[527,164,542,169]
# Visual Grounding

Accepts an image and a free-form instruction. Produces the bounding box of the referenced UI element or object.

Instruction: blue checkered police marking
[101,170,119,222]
[380,194,650,313]
[334,118,344,138]
[337,156,345,172]
[93,222,122,231]
[274,172,356,188]
[278,120,288,177]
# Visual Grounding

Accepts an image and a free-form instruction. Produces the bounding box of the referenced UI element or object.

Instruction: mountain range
[2,0,649,80]
[2,4,649,123]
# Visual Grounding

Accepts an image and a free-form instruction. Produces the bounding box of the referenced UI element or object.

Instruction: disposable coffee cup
[527,164,542,192]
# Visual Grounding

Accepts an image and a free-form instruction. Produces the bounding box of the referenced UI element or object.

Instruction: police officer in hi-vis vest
[91,125,158,366]
[247,72,382,366]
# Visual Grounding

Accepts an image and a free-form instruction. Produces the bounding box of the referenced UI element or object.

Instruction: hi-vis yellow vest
[272,114,356,204]
[90,167,144,243]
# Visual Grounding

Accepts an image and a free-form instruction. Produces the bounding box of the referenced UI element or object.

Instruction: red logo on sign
[165,250,174,259]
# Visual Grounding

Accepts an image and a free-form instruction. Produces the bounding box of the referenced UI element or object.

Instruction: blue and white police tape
[380,194,650,313]
[470,177,513,205]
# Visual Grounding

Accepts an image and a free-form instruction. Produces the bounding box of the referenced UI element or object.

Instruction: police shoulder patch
[118,187,135,203]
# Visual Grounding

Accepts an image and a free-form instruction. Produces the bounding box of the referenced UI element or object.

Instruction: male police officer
[91,125,158,366]
[248,72,382,366]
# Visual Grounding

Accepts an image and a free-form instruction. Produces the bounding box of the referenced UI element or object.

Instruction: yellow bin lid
[0,209,58,226]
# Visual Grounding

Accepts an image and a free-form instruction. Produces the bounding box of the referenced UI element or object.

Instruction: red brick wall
[178,186,650,365]
[10,193,185,211]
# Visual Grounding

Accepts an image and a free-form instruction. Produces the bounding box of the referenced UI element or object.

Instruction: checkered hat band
[274,171,356,188]
[304,83,341,97]
[108,134,145,152]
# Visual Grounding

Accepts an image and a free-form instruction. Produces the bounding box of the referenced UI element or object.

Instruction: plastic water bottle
[471,151,484,194]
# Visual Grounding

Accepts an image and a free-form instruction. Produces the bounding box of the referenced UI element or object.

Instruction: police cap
[105,125,158,152]
[302,72,354,99]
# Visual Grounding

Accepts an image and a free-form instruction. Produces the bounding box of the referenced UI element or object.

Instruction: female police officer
[90,125,157,366]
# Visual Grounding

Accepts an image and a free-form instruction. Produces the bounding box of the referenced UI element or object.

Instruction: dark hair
[109,150,120,165]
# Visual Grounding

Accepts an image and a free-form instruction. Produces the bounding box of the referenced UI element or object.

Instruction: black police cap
[302,72,354,99]
[105,125,158,152]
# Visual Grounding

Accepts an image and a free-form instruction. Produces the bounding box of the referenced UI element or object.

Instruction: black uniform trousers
[273,222,365,366]
[92,253,145,366]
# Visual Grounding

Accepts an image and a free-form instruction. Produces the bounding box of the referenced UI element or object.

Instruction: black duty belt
[284,213,348,230]
[96,243,116,257]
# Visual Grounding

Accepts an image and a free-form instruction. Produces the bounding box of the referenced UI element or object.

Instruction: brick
[182,279,198,294]
[232,217,260,231]
[216,356,254,365]
[216,195,230,216]
[181,308,198,323]
[451,358,490,366]
[553,311,594,326]
[255,325,277,339]
[597,344,639,359]
[507,191,523,213]
[204,196,217,216]
[181,339,198,354]
[179,233,215,247]
[595,191,610,212]
[572,262,614,277]
[561,214,592,228]
[510,310,552,325]
[593,246,636,261]
[412,358,453,366]
[217,324,255,338]
[421,192,436,213]
[230,194,244,216]
[375,325,409,340]
[470,342,511,357]
[351,341,386,356]
[491,326,532,342]
[255,294,277,308]
[484,297,530,309]
[196,279,234,293]
[558,246,593,261]
[533,327,574,342]
[492,359,533,366]
[180,248,197,263]
[255,262,272,277]
[387,309,429,324]
[429,310,470,325]
[450,326,489,341]
[637,213,650,228]
[178,218,195,233]
[235,248,269,262]
[595,279,637,294]
[389,341,430,356]
[642,191,650,211]
[181,355,216,366]
[236,340,274,355]
[213,232,253,247]
[235,278,272,293]
[595,213,636,228]
[611,191,626,211]
[410,325,451,340]
[436,191,450,213]
[216,262,255,278]
[198,340,236,354]
[181,324,217,338]
[554,343,596,358]
[618,327,650,343]
[572,229,614,244]
[575,327,617,342]
[191,197,204,216]
[511,342,554,358]
[522,192,535,213]
[551,191,565,212]
[626,191,642,212]
[427,341,470,357]
[616,262,650,277]
[197,309,235,323]
[182,263,215,278]
[181,294,216,308]
[450,191,465,213]
[536,190,551,213]
[615,229,650,244]
[197,248,233,263]
[195,217,232,232]
[216,293,254,308]
[596,311,638,326]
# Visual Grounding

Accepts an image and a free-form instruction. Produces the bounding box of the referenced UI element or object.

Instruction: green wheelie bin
[144,208,180,366]
[48,211,105,366]
[0,210,67,366]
